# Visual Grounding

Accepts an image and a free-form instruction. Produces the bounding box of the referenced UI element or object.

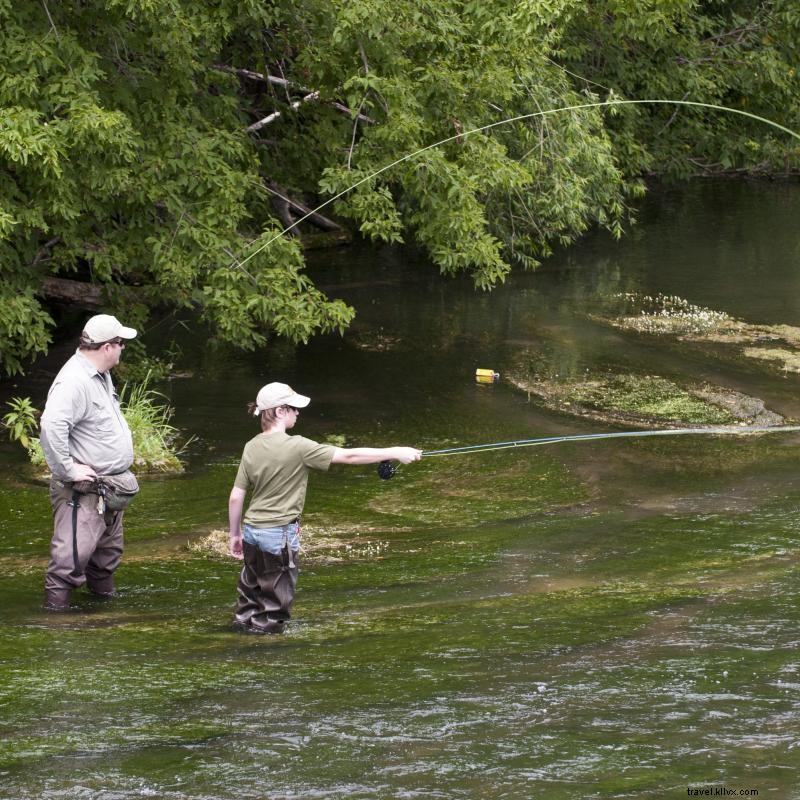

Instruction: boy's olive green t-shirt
[234,432,336,527]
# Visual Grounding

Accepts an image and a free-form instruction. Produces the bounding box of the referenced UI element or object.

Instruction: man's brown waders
[43,482,123,611]
[234,540,298,633]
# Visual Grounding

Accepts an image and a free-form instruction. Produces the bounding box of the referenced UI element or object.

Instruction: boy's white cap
[254,382,311,415]
[82,314,137,344]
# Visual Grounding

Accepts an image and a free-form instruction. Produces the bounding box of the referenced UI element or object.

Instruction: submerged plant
[614,293,731,335]
[189,526,396,563]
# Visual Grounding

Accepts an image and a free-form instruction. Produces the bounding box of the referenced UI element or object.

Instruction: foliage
[560,0,800,177]
[0,290,53,376]
[1,1,798,374]
[2,375,188,473]
[1,396,46,465]
[2,396,38,450]
[118,373,189,473]
[113,338,179,384]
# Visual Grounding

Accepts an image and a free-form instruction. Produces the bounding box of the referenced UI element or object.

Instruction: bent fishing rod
[376,425,800,479]
[236,98,800,270]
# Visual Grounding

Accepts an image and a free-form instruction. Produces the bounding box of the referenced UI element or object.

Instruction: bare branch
[212,63,309,93]
[347,97,368,170]
[31,236,60,269]
[333,101,375,124]
[213,64,376,127]
[41,0,58,35]
[247,91,321,132]
[269,192,296,232]
[265,184,343,232]
[358,40,370,74]
[655,91,690,137]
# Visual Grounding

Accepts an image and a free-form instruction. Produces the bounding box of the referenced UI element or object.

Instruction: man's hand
[72,463,97,482]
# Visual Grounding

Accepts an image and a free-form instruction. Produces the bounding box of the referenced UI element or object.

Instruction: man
[228,382,421,634]
[39,313,138,612]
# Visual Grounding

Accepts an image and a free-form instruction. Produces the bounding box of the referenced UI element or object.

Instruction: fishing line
[376,425,800,478]
[423,425,800,456]
[237,98,800,270]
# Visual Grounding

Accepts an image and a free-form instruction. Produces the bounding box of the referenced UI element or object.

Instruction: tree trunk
[40,277,104,309]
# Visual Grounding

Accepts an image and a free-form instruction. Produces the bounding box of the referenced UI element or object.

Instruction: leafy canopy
[1,0,797,374]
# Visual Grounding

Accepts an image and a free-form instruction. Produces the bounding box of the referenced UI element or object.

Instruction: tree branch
[247,91,320,132]
[31,236,61,269]
[41,0,58,36]
[213,63,308,92]
[655,91,690,136]
[265,183,343,231]
[270,191,296,232]
[213,64,375,126]
[347,96,368,170]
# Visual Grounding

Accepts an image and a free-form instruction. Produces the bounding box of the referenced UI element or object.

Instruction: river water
[1,180,799,798]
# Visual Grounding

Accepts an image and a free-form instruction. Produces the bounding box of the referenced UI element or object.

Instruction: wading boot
[43,587,71,612]
[249,617,287,635]
[86,575,118,599]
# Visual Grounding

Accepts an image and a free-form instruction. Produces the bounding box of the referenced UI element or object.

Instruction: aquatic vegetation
[503,370,774,427]
[612,293,732,335]
[596,293,800,374]
[570,374,736,424]
[2,397,38,450]
[1,397,46,469]
[348,330,403,352]
[113,373,191,473]
[3,375,191,476]
[189,525,397,564]
[742,346,800,373]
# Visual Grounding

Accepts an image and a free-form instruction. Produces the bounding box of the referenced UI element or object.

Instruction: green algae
[505,369,787,428]
[569,373,736,424]
[4,492,800,794]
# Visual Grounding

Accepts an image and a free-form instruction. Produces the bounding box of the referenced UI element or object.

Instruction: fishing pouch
[72,470,140,511]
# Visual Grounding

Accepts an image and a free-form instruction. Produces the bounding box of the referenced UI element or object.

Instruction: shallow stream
[1,180,799,798]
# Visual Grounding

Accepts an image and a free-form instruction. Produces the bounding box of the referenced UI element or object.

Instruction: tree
[1,0,797,376]
[559,0,800,178]
[1,0,355,375]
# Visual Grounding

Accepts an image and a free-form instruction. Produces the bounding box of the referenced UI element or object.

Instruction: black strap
[68,490,83,579]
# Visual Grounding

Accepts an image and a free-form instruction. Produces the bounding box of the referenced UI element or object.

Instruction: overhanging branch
[213,64,375,127]
[265,183,343,232]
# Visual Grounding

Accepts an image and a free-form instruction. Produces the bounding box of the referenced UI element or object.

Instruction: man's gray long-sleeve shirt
[40,351,134,482]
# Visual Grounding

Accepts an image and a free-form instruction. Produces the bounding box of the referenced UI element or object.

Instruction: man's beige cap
[82,314,137,344]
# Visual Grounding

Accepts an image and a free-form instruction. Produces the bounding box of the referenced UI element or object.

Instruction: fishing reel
[377,460,396,480]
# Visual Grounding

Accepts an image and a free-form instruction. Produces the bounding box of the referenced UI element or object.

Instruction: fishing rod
[235,98,800,270]
[376,425,800,479]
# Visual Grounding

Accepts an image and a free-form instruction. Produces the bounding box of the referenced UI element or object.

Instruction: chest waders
[234,529,299,634]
